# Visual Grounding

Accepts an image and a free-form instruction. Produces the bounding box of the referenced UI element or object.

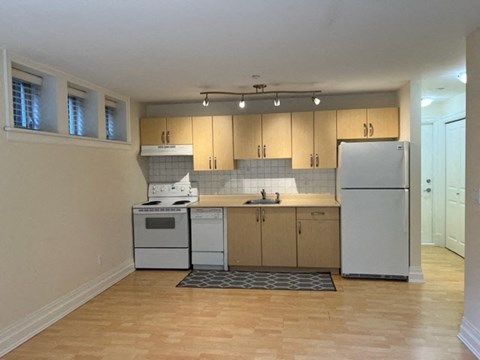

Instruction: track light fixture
[239,95,246,109]
[202,94,209,107]
[274,93,280,107]
[200,84,322,108]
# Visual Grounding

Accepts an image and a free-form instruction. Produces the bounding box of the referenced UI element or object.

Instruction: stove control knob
[160,186,166,192]
[151,186,157,194]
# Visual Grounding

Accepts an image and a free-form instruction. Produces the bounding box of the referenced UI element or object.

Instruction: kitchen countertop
[188,194,340,208]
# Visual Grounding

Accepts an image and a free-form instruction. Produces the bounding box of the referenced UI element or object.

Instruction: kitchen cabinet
[140,116,192,145]
[233,113,291,159]
[227,207,296,267]
[336,107,398,140]
[291,111,337,169]
[192,115,234,171]
[296,207,340,268]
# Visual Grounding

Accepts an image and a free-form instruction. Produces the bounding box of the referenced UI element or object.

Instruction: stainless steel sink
[244,198,281,205]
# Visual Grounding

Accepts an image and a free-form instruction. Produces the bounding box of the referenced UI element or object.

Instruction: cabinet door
[314,110,337,168]
[336,109,367,139]
[292,112,314,169]
[261,208,297,267]
[192,116,213,171]
[233,114,262,159]
[367,107,399,139]
[140,117,166,145]
[166,116,192,144]
[213,116,234,170]
[262,113,292,159]
[297,208,340,268]
[227,208,262,266]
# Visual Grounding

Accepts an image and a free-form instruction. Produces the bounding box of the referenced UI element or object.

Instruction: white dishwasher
[190,208,226,270]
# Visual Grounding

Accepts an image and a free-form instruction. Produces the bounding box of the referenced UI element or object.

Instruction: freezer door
[339,141,409,189]
[341,189,409,277]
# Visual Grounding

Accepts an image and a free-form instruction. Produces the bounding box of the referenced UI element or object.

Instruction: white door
[445,119,466,257]
[421,123,434,244]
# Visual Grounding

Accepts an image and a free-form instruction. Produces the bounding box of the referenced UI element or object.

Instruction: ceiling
[1,0,479,104]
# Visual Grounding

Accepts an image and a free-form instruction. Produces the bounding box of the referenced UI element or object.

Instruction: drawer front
[296,207,339,220]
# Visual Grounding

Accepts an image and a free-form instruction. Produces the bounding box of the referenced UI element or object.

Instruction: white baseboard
[0,259,135,357]
[408,265,425,283]
[459,317,480,359]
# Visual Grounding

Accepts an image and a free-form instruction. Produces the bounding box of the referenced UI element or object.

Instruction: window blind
[67,90,85,136]
[12,76,41,130]
[105,105,115,140]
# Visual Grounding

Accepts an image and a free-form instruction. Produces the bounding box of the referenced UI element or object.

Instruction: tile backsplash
[149,156,336,195]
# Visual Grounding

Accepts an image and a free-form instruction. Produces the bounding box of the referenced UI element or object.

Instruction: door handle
[214,157,217,169]
[161,131,166,144]
[263,145,266,158]
[363,123,368,137]
[298,221,302,235]
[315,154,319,167]
[256,208,260,222]
[262,208,265,222]
[257,145,261,158]
[166,131,170,143]
[310,154,314,168]
[209,157,212,170]
[369,123,374,137]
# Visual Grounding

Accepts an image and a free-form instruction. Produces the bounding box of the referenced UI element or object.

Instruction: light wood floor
[2,246,475,360]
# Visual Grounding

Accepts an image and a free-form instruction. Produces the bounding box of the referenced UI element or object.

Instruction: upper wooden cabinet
[140,116,192,145]
[192,116,234,171]
[291,111,337,169]
[233,113,291,159]
[337,107,399,140]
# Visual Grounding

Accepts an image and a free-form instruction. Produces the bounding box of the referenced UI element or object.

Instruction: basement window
[12,68,42,130]
[105,98,116,140]
[67,87,86,136]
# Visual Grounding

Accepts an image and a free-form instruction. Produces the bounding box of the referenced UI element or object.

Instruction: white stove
[132,182,198,269]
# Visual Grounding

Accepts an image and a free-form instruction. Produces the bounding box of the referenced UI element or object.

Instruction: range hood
[141,144,193,156]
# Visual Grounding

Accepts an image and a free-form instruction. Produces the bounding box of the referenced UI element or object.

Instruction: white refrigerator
[338,141,409,279]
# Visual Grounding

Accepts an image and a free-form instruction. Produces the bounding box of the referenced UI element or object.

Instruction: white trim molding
[0,260,134,357]
[408,265,425,283]
[459,318,480,359]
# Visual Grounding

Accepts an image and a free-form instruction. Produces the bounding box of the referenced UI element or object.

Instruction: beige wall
[0,60,148,336]
[460,27,480,357]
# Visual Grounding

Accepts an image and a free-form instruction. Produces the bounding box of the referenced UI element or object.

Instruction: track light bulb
[312,96,321,105]
[202,95,209,107]
[239,95,246,109]
[274,93,280,107]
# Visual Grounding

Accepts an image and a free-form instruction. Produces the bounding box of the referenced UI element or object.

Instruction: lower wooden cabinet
[227,206,339,269]
[297,207,340,268]
[227,207,296,267]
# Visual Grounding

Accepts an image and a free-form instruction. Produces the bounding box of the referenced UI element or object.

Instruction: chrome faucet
[261,189,266,199]
[275,192,280,202]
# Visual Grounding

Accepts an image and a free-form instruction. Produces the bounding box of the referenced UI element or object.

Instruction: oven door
[133,209,189,248]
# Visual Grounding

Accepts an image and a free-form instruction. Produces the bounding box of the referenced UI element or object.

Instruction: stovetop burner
[172,200,191,205]
[142,200,162,206]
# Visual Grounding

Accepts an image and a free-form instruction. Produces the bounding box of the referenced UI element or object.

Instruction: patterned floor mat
[177,270,336,291]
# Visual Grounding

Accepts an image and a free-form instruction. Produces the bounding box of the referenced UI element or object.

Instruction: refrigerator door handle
[403,191,409,233]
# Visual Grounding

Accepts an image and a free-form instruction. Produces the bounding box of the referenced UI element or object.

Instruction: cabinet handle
[214,157,217,169]
[257,145,261,158]
[369,123,374,137]
[263,145,266,158]
[166,131,170,143]
[262,208,265,222]
[209,157,212,170]
[310,154,314,168]
[161,131,166,144]
[256,208,260,222]
[315,154,319,167]
[363,123,368,137]
[298,221,302,235]
[311,211,326,216]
